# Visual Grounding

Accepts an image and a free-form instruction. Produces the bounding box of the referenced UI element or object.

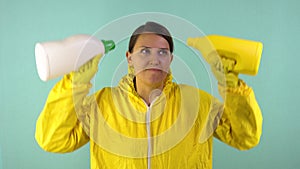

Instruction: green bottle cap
[101,40,115,53]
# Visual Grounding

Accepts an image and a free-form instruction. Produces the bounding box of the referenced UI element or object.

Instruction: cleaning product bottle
[35,34,115,81]
[187,35,263,75]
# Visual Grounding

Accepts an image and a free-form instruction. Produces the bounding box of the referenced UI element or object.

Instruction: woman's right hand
[71,54,102,84]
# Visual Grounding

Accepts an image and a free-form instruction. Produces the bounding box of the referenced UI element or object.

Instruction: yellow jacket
[35,72,263,169]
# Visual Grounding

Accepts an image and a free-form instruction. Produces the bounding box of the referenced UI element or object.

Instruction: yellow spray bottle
[187,35,263,75]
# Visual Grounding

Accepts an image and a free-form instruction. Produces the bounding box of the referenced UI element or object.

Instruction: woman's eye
[140,48,151,55]
[158,49,170,56]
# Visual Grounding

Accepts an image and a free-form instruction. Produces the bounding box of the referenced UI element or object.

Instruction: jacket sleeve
[213,80,263,150]
[35,74,90,153]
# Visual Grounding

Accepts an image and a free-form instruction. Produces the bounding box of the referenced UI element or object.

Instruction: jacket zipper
[146,106,151,169]
[142,97,158,169]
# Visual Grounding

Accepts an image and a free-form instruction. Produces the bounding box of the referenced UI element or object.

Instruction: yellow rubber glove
[207,51,239,87]
[71,54,102,85]
[187,37,239,87]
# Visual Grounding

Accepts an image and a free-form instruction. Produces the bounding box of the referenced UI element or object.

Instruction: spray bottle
[35,34,115,81]
[187,35,263,75]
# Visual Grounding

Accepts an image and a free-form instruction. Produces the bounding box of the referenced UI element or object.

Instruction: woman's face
[126,33,173,86]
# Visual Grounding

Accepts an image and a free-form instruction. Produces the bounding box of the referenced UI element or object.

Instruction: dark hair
[128,21,174,53]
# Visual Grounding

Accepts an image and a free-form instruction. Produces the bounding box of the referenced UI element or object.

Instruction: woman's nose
[149,54,160,65]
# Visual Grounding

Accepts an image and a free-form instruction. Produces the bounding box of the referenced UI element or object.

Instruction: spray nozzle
[102,40,115,53]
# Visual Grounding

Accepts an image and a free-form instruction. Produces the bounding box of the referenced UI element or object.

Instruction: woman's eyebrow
[139,46,169,50]
[139,46,151,48]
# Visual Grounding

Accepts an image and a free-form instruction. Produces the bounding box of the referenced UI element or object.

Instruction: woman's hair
[128,21,174,53]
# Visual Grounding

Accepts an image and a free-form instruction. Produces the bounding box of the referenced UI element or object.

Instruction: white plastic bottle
[35,34,115,81]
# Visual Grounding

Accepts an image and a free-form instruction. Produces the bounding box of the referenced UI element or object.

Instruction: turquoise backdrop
[0,0,299,169]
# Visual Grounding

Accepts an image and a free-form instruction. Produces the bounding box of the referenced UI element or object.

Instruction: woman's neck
[134,78,163,106]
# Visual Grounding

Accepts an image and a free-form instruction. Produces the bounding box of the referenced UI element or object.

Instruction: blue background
[0,0,299,169]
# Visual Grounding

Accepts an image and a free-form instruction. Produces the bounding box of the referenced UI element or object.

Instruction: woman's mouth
[147,68,162,72]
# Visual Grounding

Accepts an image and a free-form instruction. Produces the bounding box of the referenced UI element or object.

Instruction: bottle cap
[102,40,115,53]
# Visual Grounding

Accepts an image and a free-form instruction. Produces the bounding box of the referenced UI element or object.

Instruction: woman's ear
[126,51,133,66]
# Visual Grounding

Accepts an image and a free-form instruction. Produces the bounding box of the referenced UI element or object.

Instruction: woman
[35,21,263,169]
